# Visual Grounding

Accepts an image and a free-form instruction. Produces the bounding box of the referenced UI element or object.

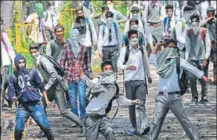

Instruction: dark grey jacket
[36,55,67,91]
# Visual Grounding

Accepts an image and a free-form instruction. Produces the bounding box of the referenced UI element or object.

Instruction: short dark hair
[129,18,139,25]
[101,60,113,71]
[165,39,177,47]
[105,11,114,18]
[102,5,109,12]
[131,6,140,12]
[190,12,200,22]
[29,42,41,51]
[54,24,64,32]
[165,4,173,10]
[128,30,138,39]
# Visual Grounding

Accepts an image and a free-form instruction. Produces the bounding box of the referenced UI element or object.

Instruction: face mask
[191,22,199,34]
[191,22,198,28]
[131,14,140,19]
[131,24,138,30]
[107,19,113,28]
[70,29,79,41]
[130,37,139,47]
[106,70,113,73]
[33,52,40,60]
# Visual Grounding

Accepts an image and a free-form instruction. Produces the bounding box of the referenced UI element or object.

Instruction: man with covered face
[149,39,209,140]
[29,42,86,136]
[25,2,47,44]
[117,30,151,136]
[59,28,87,122]
[72,8,97,78]
[97,11,122,71]
[123,18,146,48]
[124,4,153,56]
[185,12,211,106]
[79,60,140,140]
[8,54,54,140]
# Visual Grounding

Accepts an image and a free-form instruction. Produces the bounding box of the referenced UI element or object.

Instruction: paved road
[1,55,216,140]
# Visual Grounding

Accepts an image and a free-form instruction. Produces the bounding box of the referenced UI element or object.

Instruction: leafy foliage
[10,1,128,70]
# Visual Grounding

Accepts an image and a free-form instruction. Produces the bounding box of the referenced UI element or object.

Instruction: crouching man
[8,54,54,140]
[78,60,140,140]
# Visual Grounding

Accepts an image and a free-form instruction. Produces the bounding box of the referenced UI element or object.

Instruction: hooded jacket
[8,54,45,103]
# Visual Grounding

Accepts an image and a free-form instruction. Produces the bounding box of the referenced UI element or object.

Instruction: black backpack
[41,55,65,77]
[176,58,190,95]
[123,45,145,65]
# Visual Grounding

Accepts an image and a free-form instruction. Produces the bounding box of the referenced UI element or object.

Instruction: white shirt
[117,46,145,81]
[1,32,16,66]
[124,18,153,46]
[162,16,175,38]
[97,23,122,53]
[175,19,189,50]
[43,8,55,29]
[150,54,204,92]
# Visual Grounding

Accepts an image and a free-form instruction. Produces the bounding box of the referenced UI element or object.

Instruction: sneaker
[139,126,150,135]
[126,128,136,136]
[71,123,78,127]
[212,81,217,86]
[189,98,198,107]
[199,99,210,106]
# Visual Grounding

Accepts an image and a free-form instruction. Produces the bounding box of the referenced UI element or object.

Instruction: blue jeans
[68,80,86,119]
[15,102,54,140]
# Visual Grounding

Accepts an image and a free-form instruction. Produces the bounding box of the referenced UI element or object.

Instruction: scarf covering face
[34,2,44,32]
[192,22,200,35]
[34,2,45,18]
[90,71,116,94]
[68,29,80,58]
[157,47,178,78]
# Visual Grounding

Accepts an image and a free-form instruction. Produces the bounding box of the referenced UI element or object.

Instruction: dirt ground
[1,54,216,140]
